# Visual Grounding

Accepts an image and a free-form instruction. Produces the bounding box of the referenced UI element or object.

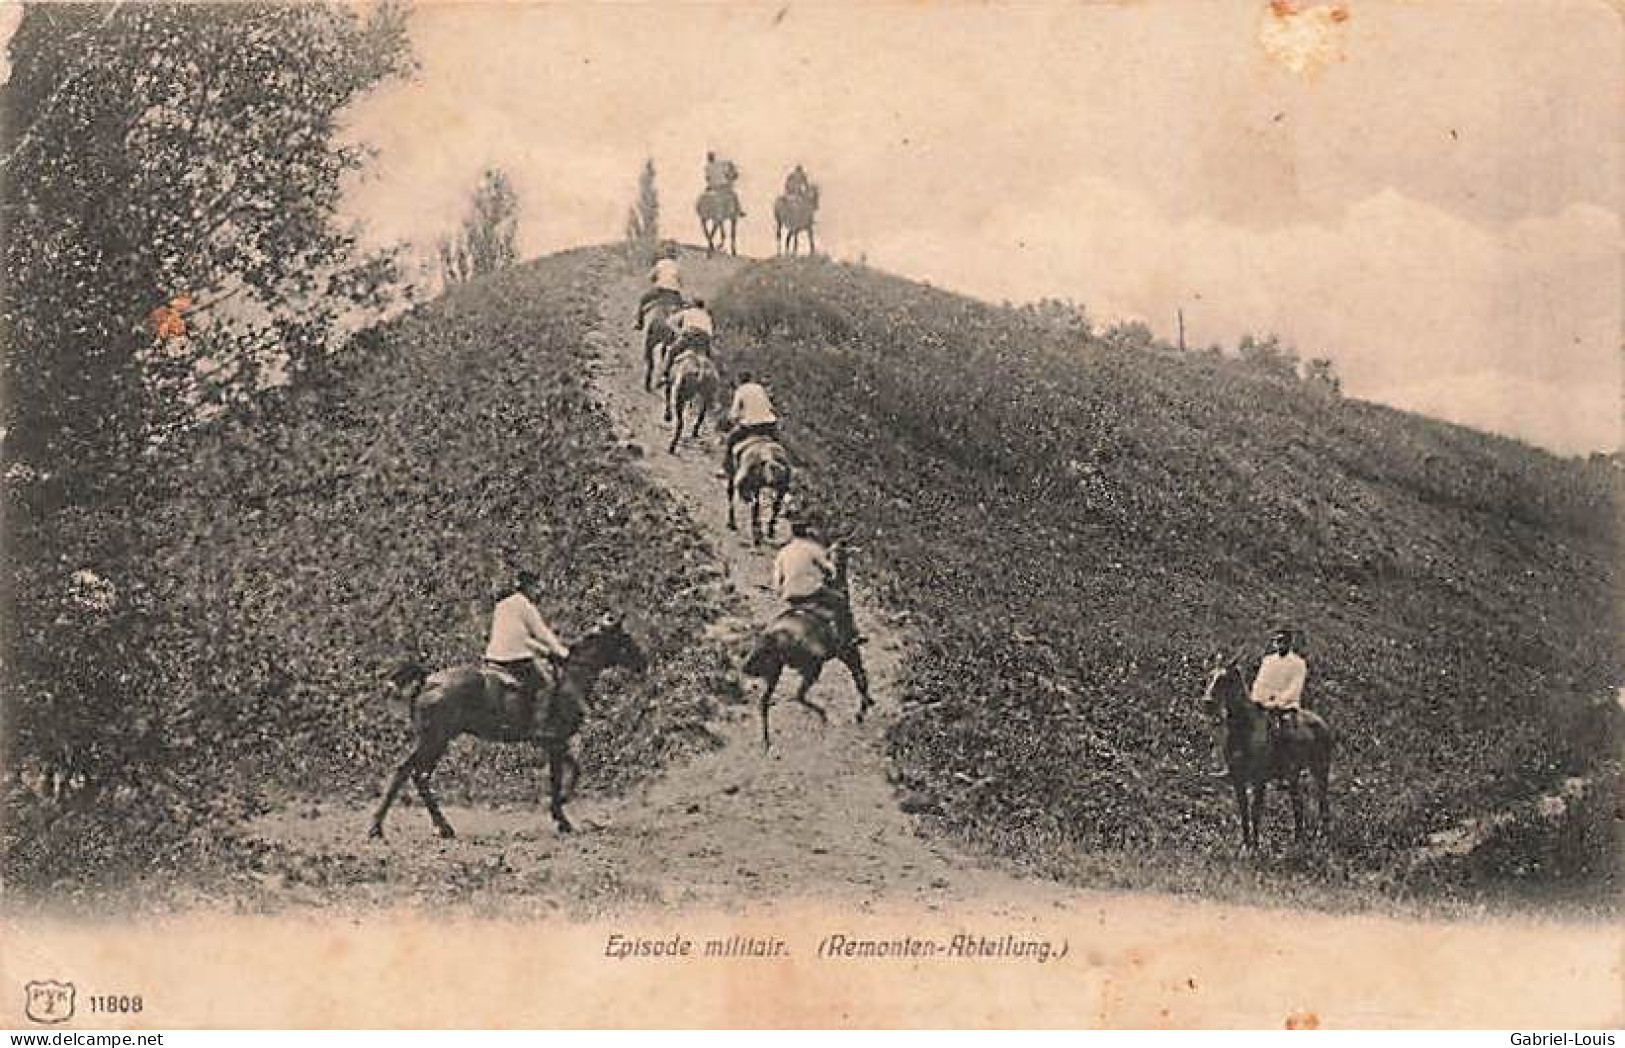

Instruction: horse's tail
[764,456,790,493]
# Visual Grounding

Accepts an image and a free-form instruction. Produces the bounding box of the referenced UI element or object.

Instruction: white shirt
[774,538,834,601]
[669,307,714,336]
[650,259,682,291]
[1251,652,1307,709]
[485,591,567,662]
[729,382,777,426]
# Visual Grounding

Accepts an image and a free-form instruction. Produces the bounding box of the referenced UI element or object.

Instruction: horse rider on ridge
[1209,625,1309,777]
[784,164,812,201]
[773,506,863,654]
[633,241,683,330]
[705,150,745,219]
[485,569,571,734]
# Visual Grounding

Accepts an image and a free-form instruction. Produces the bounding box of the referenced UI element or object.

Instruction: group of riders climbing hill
[375,153,1324,842]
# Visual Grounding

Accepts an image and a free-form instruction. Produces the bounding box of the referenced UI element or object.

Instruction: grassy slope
[715,258,1622,905]
[4,247,739,890]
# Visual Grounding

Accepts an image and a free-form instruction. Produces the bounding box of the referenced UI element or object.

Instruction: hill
[3,248,739,893]
[713,257,1622,905]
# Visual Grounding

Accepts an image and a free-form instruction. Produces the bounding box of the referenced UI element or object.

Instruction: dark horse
[664,346,720,455]
[641,293,683,393]
[774,185,818,256]
[741,545,872,749]
[726,433,791,546]
[1200,656,1334,849]
[696,187,740,257]
[370,615,647,838]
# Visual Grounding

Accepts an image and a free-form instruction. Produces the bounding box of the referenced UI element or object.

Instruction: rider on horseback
[773,508,862,653]
[484,569,571,733]
[723,370,779,478]
[1209,626,1308,776]
[633,242,683,330]
[662,296,715,387]
[704,150,745,218]
[784,164,812,201]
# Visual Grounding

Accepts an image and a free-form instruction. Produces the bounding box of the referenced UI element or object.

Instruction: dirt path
[234,249,1064,917]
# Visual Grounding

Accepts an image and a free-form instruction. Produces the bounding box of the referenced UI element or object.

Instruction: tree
[1099,319,1156,353]
[0,1,414,880]
[624,158,660,251]
[1302,356,1342,396]
[2,1,414,484]
[1236,332,1300,381]
[439,168,519,286]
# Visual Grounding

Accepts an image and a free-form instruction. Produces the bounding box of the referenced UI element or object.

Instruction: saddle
[735,433,780,460]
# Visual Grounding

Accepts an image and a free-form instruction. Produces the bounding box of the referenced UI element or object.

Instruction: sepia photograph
[0,0,1619,1031]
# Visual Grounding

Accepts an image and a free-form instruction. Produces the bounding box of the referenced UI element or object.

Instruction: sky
[7,1,1619,453]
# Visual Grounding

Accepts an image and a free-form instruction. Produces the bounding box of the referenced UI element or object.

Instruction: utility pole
[1177,307,1186,352]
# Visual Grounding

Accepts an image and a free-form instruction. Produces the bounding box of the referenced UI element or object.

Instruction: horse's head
[1200,650,1247,714]
[574,613,649,675]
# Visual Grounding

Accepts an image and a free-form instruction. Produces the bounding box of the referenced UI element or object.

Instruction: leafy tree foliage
[623,158,660,251]
[438,168,520,286]
[2,1,413,884]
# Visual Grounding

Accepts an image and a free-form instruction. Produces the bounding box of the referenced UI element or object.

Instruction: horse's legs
[410,744,455,839]
[758,665,783,751]
[767,483,784,538]
[728,218,737,257]
[838,646,873,722]
[1313,755,1332,838]
[542,739,575,834]
[792,664,828,723]
[1250,781,1268,850]
[807,225,816,256]
[726,471,738,531]
[692,394,707,438]
[749,491,763,546]
[1288,774,1306,844]
[368,749,418,838]
[1228,777,1249,849]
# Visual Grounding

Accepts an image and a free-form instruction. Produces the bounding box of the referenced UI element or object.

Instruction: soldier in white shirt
[722,370,780,477]
[661,298,715,386]
[485,570,571,731]
[773,511,861,651]
[633,243,683,329]
[1208,627,1309,777]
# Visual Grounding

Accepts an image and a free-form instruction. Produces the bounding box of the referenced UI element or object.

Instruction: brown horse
[774,186,818,256]
[726,434,791,546]
[696,187,740,257]
[370,615,648,839]
[1200,656,1334,849]
[664,347,720,454]
[641,296,683,393]
[741,545,872,749]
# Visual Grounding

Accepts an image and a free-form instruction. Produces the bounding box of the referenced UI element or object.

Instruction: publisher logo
[24,979,75,1024]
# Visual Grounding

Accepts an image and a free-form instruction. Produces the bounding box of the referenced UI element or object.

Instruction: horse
[696,187,740,258]
[1200,654,1334,849]
[641,294,683,393]
[726,433,791,546]
[774,186,818,256]
[664,345,720,454]
[741,545,872,749]
[370,614,648,839]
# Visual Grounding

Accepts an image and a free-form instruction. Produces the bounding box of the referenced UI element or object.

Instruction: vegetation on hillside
[3,252,738,894]
[714,257,1621,907]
